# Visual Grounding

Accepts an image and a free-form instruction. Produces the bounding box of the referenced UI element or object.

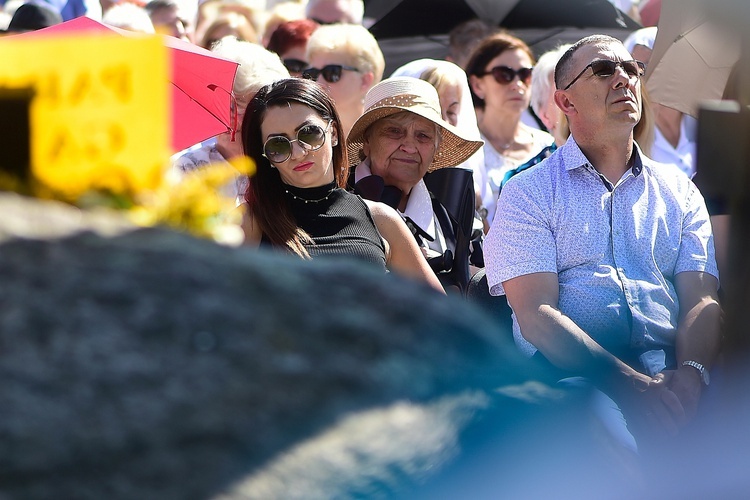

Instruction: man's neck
[576,134,635,184]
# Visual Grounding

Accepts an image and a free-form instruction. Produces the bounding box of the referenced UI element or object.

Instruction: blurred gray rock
[8,193,714,499]
[0,193,564,499]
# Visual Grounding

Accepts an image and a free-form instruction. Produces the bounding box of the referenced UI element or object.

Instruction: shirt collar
[403,179,437,239]
[561,135,644,177]
[354,158,372,182]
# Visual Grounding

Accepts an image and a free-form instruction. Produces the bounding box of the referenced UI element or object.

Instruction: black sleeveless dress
[263,181,387,271]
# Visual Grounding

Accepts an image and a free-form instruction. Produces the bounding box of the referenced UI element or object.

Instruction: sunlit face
[472,48,533,114]
[307,0,356,24]
[362,112,439,193]
[149,5,189,42]
[438,83,461,126]
[562,42,642,129]
[260,103,337,188]
[307,51,367,126]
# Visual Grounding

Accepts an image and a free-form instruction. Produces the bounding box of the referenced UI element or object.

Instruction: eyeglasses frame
[301,64,360,83]
[562,59,646,91]
[478,65,534,86]
[283,58,308,74]
[262,120,333,164]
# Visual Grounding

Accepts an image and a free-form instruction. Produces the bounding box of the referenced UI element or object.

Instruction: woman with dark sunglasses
[305,23,385,135]
[240,78,444,293]
[466,33,554,228]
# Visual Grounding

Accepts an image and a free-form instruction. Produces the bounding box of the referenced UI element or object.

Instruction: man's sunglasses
[262,121,332,164]
[302,64,359,83]
[478,65,533,85]
[283,58,308,74]
[563,59,646,90]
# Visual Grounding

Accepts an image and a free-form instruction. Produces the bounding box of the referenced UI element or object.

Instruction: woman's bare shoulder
[363,199,401,222]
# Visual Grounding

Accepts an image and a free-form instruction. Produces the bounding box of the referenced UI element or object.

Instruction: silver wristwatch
[682,360,710,386]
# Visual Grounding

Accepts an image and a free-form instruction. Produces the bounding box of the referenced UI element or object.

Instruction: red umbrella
[17,17,239,153]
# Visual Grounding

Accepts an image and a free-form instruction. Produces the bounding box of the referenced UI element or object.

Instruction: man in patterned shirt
[484,35,721,447]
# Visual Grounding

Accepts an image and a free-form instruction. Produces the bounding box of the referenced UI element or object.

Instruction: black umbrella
[367,0,640,39]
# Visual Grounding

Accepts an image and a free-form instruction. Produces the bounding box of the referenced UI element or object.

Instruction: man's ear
[469,74,484,100]
[554,89,576,117]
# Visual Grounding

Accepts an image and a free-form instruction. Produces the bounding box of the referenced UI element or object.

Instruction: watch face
[684,360,710,386]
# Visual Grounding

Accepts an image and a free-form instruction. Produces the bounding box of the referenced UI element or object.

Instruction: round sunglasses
[301,64,359,83]
[262,121,332,164]
[479,65,533,85]
[563,59,646,90]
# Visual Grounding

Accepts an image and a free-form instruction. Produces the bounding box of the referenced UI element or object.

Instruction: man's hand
[617,372,686,437]
[663,367,704,420]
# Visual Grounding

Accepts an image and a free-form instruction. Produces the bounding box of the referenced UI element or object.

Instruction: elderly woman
[466,33,554,226]
[530,45,572,149]
[240,78,444,293]
[391,58,487,231]
[347,77,483,292]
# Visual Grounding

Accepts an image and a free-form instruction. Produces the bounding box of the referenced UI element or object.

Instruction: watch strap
[682,360,710,386]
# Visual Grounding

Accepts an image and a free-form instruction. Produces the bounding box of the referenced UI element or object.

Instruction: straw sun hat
[347,77,483,171]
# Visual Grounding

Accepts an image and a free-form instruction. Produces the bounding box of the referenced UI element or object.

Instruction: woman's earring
[332,138,338,146]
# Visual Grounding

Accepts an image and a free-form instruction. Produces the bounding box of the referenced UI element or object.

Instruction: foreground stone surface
[0,194,550,498]
[1,194,747,499]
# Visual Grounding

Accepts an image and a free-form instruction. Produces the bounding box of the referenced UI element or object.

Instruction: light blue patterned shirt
[485,135,718,363]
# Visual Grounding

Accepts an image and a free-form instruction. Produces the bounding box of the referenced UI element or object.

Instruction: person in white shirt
[625,26,698,177]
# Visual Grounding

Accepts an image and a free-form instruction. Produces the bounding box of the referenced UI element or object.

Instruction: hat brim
[346,107,483,171]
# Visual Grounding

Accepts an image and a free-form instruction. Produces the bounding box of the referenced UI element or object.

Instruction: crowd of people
[1,0,740,487]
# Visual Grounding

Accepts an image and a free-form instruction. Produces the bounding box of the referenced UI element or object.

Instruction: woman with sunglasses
[467,33,554,227]
[305,23,385,135]
[240,78,444,293]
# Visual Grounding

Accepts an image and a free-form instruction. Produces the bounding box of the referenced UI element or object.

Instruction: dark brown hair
[465,32,535,109]
[241,78,347,257]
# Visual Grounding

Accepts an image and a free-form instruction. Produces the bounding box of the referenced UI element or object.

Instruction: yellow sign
[0,34,169,200]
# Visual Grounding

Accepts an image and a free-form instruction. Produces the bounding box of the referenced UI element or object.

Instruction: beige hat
[346,77,483,171]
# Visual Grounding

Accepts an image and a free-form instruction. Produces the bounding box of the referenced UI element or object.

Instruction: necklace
[284,186,337,203]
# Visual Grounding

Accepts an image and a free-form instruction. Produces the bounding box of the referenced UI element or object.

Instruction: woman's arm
[365,200,445,294]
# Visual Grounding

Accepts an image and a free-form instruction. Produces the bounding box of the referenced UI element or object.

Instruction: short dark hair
[465,32,535,110]
[554,34,623,90]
